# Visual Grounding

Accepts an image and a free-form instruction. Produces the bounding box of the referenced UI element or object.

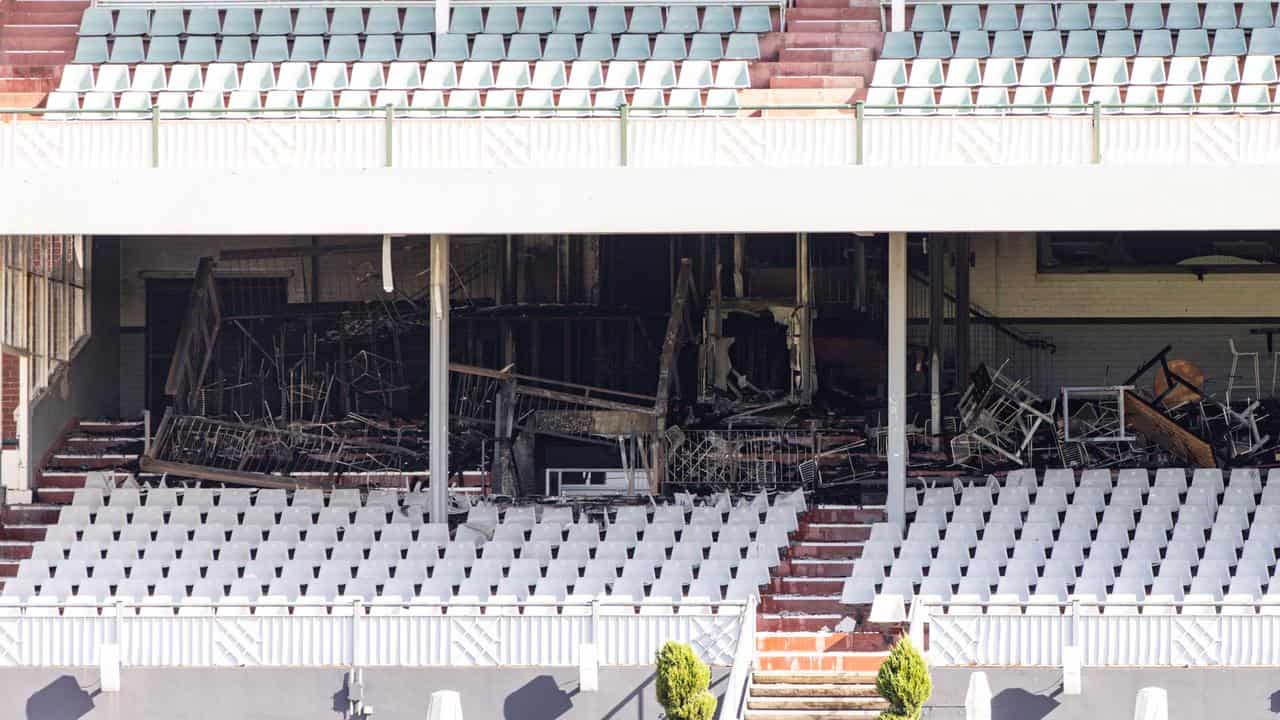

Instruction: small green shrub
[875,636,932,720]
[655,641,718,720]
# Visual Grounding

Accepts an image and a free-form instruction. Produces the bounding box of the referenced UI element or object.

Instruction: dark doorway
[145,276,289,419]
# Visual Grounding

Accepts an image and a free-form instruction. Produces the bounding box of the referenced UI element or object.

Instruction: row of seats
[73,32,762,64]
[865,84,1279,114]
[58,60,753,93]
[907,2,1280,33]
[79,5,774,37]
[2,595,740,615]
[882,27,1280,58]
[874,56,1280,87]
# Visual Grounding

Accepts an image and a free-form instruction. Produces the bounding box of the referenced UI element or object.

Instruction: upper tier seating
[845,468,1280,621]
[869,2,1280,113]
[5,487,804,608]
[50,5,770,118]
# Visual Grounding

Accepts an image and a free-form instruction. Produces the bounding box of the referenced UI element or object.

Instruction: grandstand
[5,0,1280,719]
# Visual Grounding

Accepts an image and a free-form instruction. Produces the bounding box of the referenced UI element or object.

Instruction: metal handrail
[9,596,752,612]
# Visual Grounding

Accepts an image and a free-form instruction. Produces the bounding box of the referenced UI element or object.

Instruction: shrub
[875,636,932,720]
[655,641,718,720]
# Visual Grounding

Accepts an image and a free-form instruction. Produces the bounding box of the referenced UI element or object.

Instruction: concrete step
[755,652,888,672]
[0,562,16,578]
[779,558,856,578]
[754,671,880,685]
[807,507,886,524]
[780,48,874,64]
[46,454,135,470]
[0,525,49,542]
[60,437,144,453]
[1,23,78,38]
[787,541,862,560]
[77,420,146,435]
[9,1,90,12]
[758,613,847,632]
[748,697,887,711]
[760,594,850,615]
[787,7,880,20]
[1,505,61,525]
[0,76,56,92]
[750,682,881,697]
[35,489,75,505]
[796,523,871,542]
[0,89,53,106]
[775,29,883,47]
[769,75,866,90]
[37,472,89,489]
[771,577,844,596]
[788,19,881,33]
[757,632,881,654]
[0,35,77,52]
[792,0,871,8]
[0,541,34,561]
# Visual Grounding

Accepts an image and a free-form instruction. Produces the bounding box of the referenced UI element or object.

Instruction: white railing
[717,594,757,720]
[0,596,747,668]
[918,597,1280,667]
[10,113,1280,170]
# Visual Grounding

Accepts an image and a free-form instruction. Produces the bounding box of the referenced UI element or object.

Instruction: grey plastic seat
[738,6,773,33]
[451,6,484,34]
[258,8,293,35]
[652,33,688,60]
[471,34,506,61]
[1029,30,1065,58]
[616,34,651,61]
[485,6,519,33]
[327,35,361,62]
[247,36,283,62]
[702,6,736,33]
[1020,5,1055,31]
[399,35,434,61]
[77,8,113,36]
[186,8,220,35]
[109,37,144,64]
[513,6,550,33]
[724,33,759,60]
[183,37,221,65]
[910,3,945,31]
[917,30,953,59]
[403,8,435,34]
[689,33,723,60]
[1100,29,1135,57]
[73,37,107,64]
[1093,4,1128,30]
[1128,5,1164,30]
[953,30,990,59]
[363,35,398,62]
[1252,28,1280,55]
[114,9,150,36]
[1057,4,1092,31]
[630,6,664,33]
[666,5,701,33]
[291,37,325,62]
[1166,2,1201,29]
[367,7,401,34]
[322,7,361,35]
[579,33,614,60]
[1241,1,1275,29]
[146,37,180,64]
[881,31,916,59]
[983,5,1017,31]
[1213,28,1247,55]
[1203,2,1238,29]
[1138,29,1174,56]
[946,5,981,31]
[219,8,254,36]
[542,34,578,61]
[507,34,542,61]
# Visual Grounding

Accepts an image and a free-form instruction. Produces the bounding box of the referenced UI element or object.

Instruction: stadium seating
[49,5,767,118]
[869,2,1280,114]
[845,468,1280,621]
[2,486,802,607]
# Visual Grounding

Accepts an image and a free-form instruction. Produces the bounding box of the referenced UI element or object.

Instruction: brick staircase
[745,670,889,720]
[0,0,85,109]
[745,0,883,110]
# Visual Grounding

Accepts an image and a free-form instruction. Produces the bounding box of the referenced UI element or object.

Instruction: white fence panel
[864,117,1092,166]
[21,614,110,666]
[494,613,589,666]
[2,121,149,169]
[393,119,616,168]
[629,118,853,167]
[358,611,450,666]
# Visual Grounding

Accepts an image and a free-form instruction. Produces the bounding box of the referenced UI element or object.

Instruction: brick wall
[1,352,17,443]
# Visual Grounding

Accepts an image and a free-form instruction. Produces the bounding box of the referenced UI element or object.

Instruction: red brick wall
[1,352,16,443]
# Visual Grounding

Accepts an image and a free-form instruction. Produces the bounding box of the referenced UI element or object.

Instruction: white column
[887,232,908,527]
[891,0,906,31]
[429,234,450,524]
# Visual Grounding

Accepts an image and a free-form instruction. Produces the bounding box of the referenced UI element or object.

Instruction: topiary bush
[655,641,718,720]
[875,636,932,720]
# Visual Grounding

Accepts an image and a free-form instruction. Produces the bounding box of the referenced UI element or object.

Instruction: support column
[794,232,815,405]
[853,237,867,312]
[955,236,971,388]
[928,235,945,452]
[429,234,450,524]
[887,232,908,527]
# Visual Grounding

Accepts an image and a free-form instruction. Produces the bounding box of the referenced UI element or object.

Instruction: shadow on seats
[991,687,1060,720]
[504,674,577,720]
[25,675,97,720]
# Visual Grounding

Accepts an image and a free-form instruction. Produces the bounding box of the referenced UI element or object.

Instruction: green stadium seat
[592,6,627,33]
[665,5,700,33]
[1055,5,1091,31]
[291,36,326,62]
[910,4,945,32]
[880,31,916,59]
[724,32,759,59]
[737,6,772,33]
[629,7,663,33]
[544,34,579,61]
[399,35,435,61]
[108,37,144,64]
[244,36,281,62]
[113,9,150,36]
[257,8,293,35]
[983,5,1017,31]
[331,7,366,35]
[146,37,181,64]
[1100,30,1136,57]
[616,34,651,60]
[77,9,112,36]
[486,7,519,33]
[1092,4,1128,30]
[182,37,216,63]
[1028,30,1064,58]
[954,30,990,59]
[1136,29,1173,56]
[150,9,185,36]
[327,35,361,62]
[1250,27,1280,55]
[1165,3,1201,30]
[1212,28,1246,55]
[451,7,484,34]
[521,7,556,33]
[403,8,435,34]
[367,7,401,34]
[1018,5,1054,31]
[652,33,687,60]
[363,35,398,62]
[507,34,543,61]
[689,33,723,59]
[917,31,953,59]
[1128,5,1164,30]
[470,34,506,61]
[580,33,615,60]
[1174,28,1210,55]
[1202,2,1237,29]
[294,7,328,34]
[991,29,1027,58]
[435,34,470,61]
[1240,1,1275,29]
[221,9,256,36]
[558,6,592,33]
[947,6,981,32]
[702,6,736,33]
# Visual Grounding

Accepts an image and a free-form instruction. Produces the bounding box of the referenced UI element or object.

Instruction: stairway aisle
[0,0,85,108]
